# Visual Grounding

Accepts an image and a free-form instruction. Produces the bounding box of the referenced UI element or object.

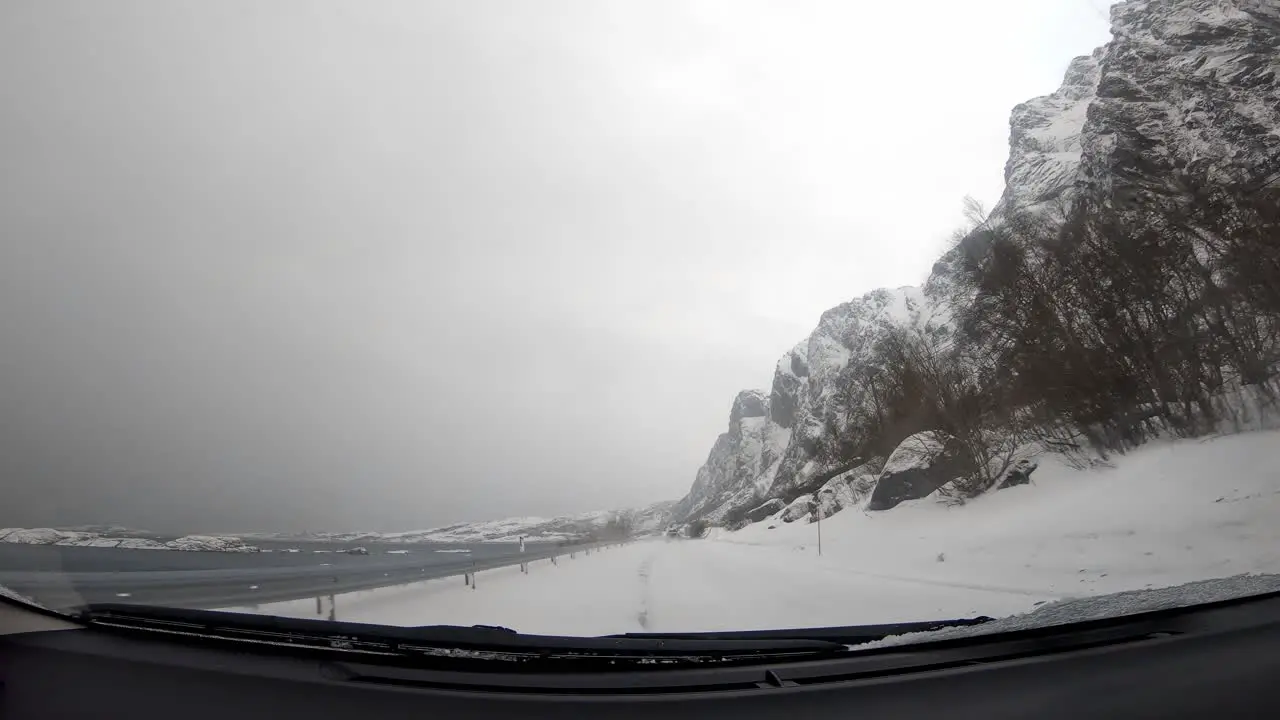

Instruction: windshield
[2,0,1279,646]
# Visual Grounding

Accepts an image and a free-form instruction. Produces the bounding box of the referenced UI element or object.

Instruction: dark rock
[745,498,786,523]
[997,459,1039,490]
[770,369,804,427]
[729,390,768,424]
[867,432,976,511]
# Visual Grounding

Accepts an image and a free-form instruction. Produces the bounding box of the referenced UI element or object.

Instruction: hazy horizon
[2,0,1117,534]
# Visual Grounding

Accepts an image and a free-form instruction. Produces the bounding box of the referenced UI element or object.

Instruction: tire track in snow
[820,564,1082,600]
[636,554,654,630]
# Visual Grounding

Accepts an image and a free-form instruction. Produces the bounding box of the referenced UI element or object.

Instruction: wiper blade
[77,603,849,662]
[603,616,995,646]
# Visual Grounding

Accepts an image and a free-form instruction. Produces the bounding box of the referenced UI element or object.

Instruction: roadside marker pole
[817,510,822,557]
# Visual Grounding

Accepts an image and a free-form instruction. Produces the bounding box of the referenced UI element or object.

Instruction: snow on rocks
[996,458,1039,490]
[671,287,950,526]
[164,535,261,552]
[0,528,70,545]
[781,495,815,523]
[0,528,172,548]
[61,537,169,549]
[867,432,975,511]
[814,466,878,521]
[0,528,260,551]
[745,499,787,523]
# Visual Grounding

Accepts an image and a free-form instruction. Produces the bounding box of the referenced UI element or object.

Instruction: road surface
[223,539,1064,635]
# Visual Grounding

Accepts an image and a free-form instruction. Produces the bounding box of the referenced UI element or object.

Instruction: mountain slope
[673,0,1280,526]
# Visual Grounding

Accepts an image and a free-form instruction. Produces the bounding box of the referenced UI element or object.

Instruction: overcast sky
[0,0,1117,533]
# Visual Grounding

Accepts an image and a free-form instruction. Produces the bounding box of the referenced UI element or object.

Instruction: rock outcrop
[669,390,791,523]
[997,459,1039,490]
[745,499,787,523]
[814,466,878,521]
[865,432,976,511]
[781,495,815,523]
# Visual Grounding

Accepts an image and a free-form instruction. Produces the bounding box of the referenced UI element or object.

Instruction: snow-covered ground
[223,430,1280,635]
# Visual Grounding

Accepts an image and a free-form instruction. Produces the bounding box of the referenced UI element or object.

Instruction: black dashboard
[4,591,1280,719]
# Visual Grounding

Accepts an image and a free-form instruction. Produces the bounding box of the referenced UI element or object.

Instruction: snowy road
[225,431,1280,635]
[221,539,1057,635]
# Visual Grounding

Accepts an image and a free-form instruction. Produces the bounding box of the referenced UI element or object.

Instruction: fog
[0,0,1115,533]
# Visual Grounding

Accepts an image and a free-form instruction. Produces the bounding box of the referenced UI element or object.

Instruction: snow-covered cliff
[673,0,1280,525]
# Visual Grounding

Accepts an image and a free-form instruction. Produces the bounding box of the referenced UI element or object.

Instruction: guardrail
[0,539,630,612]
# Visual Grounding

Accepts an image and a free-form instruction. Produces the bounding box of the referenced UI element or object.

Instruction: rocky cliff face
[670,389,790,522]
[673,0,1280,525]
[1082,0,1280,209]
[672,287,950,525]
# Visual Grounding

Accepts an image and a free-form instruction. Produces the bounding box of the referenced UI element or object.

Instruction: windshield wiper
[603,615,996,646]
[76,603,850,663]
